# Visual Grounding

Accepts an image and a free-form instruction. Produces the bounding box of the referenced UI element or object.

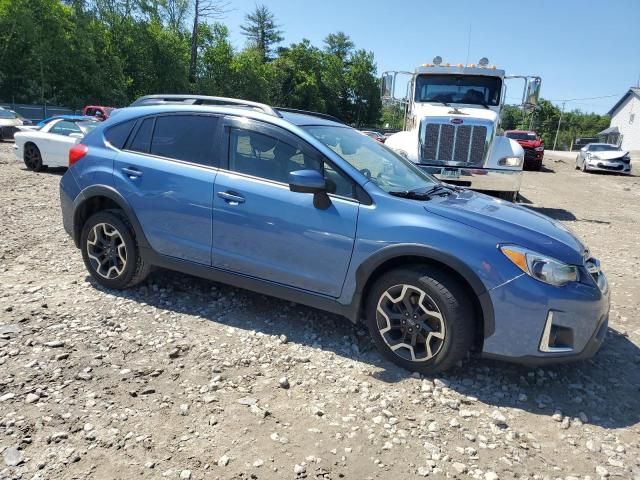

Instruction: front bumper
[586,160,631,174]
[480,270,610,365]
[417,165,523,193]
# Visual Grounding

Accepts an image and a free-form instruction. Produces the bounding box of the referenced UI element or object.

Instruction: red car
[82,105,115,121]
[504,130,544,170]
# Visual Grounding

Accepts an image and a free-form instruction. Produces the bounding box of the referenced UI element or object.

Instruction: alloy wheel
[24,145,40,169]
[86,222,127,279]
[376,284,446,362]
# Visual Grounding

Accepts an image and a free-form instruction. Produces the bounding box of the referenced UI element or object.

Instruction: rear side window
[150,115,219,165]
[105,120,135,149]
[129,118,154,153]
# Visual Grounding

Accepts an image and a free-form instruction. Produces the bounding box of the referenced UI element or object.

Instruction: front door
[211,118,359,298]
[113,113,221,265]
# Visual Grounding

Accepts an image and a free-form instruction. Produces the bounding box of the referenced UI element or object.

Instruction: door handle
[217,191,245,204]
[122,167,142,178]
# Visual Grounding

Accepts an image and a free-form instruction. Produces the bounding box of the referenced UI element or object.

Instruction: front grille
[421,123,487,165]
[597,162,623,171]
[524,148,537,160]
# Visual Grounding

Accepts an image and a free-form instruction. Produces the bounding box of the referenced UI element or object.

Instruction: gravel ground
[1,143,639,480]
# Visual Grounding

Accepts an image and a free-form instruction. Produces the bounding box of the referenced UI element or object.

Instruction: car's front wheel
[80,210,150,289]
[365,266,474,374]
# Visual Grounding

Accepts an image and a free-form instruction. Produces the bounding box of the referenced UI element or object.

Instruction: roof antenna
[465,23,472,65]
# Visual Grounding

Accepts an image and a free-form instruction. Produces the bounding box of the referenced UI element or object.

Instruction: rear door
[43,120,80,167]
[211,117,359,297]
[113,113,221,265]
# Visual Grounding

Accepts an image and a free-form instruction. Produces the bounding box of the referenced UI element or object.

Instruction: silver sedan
[575,143,632,174]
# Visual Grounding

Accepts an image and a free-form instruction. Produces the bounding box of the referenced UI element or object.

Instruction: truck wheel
[81,210,150,290]
[365,266,475,374]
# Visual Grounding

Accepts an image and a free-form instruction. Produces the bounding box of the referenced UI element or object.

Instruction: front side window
[304,125,437,194]
[415,74,502,106]
[150,115,218,165]
[49,120,81,136]
[228,128,355,197]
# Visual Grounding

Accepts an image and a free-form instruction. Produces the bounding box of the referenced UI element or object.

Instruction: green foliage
[0,0,382,125]
[501,98,609,150]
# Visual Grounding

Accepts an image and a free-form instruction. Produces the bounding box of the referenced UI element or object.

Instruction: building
[599,87,640,158]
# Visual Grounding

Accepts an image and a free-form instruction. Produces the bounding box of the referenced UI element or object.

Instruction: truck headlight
[534,146,544,152]
[500,245,578,286]
[498,156,523,167]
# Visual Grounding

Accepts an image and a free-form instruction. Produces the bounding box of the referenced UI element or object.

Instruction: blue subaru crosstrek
[59,95,610,373]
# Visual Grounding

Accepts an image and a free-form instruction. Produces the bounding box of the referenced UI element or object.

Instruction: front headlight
[498,156,523,167]
[589,155,600,161]
[500,245,578,286]
[534,146,544,151]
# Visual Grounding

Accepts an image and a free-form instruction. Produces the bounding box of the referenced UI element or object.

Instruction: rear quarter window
[104,120,136,149]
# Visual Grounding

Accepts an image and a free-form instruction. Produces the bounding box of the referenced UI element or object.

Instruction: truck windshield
[304,126,437,193]
[415,74,502,106]
[506,132,537,141]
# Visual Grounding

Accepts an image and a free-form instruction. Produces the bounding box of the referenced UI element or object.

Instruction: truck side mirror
[381,73,394,99]
[523,77,541,112]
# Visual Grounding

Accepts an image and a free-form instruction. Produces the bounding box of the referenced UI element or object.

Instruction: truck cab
[382,57,541,201]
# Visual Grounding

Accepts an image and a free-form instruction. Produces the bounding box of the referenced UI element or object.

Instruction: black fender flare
[353,244,495,337]
[72,185,150,249]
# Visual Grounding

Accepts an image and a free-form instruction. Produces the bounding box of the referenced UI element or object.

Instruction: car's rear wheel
[81,210,150,289]
[365,266,474,374]
[24,144,44,171]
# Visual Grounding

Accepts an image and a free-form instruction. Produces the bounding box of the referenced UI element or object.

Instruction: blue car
[37,115,94,128]
[59,95,609,373]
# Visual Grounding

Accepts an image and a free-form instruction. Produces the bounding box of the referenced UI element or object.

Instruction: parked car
[575,143,631,174]
[60,94,609,374]
[36,114,95,128]
[82,105,114,121]
[14,117,99,171]
[361,130,386,143]
[0,109,31,140]
[504,130,544,170]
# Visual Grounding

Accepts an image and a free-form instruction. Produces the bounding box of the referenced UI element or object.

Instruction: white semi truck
[382,57,541,201]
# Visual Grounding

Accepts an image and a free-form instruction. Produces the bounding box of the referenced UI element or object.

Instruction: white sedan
[575,143,632,175]
[14,118,98,171]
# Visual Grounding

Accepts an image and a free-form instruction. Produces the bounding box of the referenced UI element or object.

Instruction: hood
[413,103,499,123]
[514,138,542,149]
[425,190,586,264]
[588,150,628,160]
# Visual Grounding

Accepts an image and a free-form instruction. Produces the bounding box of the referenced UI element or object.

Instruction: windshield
[589,144,620,152]
[0,109,17,119]
[506,132,537,141]
[415,74,502,106]
[304,126,437,193]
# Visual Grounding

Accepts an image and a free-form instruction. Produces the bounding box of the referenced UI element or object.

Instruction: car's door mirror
[288,169,331,209]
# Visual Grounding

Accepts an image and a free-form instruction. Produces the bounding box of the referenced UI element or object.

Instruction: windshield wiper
[388,190,432,201]
[421,184,456,196]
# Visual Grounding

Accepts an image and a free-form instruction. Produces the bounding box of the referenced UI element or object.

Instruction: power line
[549,93,622,102]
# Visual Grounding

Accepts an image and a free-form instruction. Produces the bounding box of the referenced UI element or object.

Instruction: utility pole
[552,101,565,151]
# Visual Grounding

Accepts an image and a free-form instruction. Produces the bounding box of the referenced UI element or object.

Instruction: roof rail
[275,107,344,124]
[129,94,281,118]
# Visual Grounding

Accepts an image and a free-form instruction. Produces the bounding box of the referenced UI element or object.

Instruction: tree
[324,32,353,61]
[240,4,283,63]
[197,22,235,96]
[189,0,228,84]
[345,49,381,126]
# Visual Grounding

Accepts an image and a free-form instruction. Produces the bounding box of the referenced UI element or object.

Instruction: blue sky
[220,0,640,114]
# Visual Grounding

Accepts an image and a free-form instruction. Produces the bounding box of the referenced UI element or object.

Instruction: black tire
[365,266,475,374]
[80,210,150,289]
[24,143,44,171]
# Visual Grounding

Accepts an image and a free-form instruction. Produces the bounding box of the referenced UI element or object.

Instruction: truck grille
[420,123,488,165]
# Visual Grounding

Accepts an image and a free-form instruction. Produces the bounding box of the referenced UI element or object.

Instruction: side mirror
[523,77,541,112]
[381,73,395,99]
[288,170,330,209]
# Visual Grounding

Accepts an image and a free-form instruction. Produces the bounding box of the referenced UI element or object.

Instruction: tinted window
[229,127,355,197]
[150,115,218,165]
[128,118,154,153]
[229,128,321,184]
[105,119,136,149]
[49,120,81,136]
[589,144,620,152]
